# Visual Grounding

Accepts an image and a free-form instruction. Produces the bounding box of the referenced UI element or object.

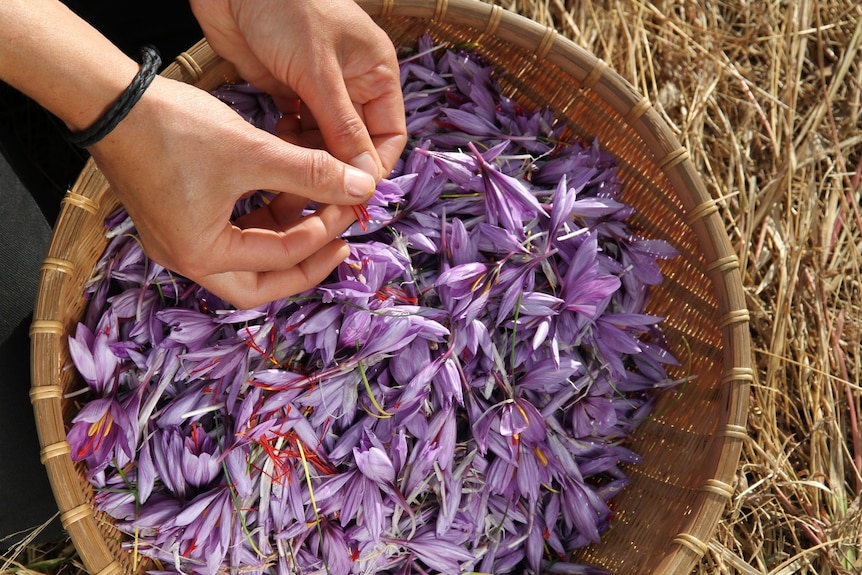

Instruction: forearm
[0,0,140,132]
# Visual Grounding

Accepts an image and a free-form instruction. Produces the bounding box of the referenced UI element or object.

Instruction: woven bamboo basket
[30,1,751,574]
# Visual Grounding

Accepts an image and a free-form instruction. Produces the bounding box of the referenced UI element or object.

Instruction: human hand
[89,76,376,309]
[0,0,401,309]
[188,0,407,177]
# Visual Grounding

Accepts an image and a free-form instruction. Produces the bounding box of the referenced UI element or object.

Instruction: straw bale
[487,0,861,572]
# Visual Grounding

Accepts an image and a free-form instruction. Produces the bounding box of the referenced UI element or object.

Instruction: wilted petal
[157,308,221,347]
[68,321,120,395]
[354,445,396,485]
[150,427,189,499]
[439,107,501,137]
[559,477,603,543]
[433,356,463,408]
[416,148,478,187]
[472,143,542,231]
[518,357,582,393]
[517,291,564,317]
[561,233,621,318]
[436,262,488,295]
[320,521,352,575]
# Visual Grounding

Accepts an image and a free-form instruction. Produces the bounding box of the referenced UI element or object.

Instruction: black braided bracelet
[63,45,162,149]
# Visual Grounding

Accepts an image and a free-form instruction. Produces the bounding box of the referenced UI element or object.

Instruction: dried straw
[496,0,861,573]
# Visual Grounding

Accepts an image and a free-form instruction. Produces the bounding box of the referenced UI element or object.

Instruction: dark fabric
[0,1,202,548]
[0,153,51,366]
[0,152,62,547]
[61,0,203,62]
[0,85,85,225]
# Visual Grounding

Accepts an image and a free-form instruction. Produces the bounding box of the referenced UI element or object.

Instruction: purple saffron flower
[149,426,193,499]
[469,142,543,232]
[68,318,121,396]
[560,233,621,319]
[396,529,476,574]
[180,423,221,489]
[169,486,236,574]
[67,396,135,478]
[354,443,396,485]
[157,307,222,348]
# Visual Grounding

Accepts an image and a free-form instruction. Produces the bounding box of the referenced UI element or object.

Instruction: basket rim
[30,3,751,575]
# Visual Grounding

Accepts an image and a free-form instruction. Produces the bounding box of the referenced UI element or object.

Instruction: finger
[296,57,406,177]
[243,130,377,204]
[281,97,403,176]
[298,64,384,178]
[363,88,408,175]
[196,239,351,310]
[371,129,408,178]
[207,203,357,274]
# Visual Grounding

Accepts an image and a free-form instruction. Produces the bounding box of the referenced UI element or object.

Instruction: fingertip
[334,238,351,262]
[344,165,378,199]
[374,132,409,175]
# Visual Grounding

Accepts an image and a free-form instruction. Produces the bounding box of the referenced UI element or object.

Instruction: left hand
[89,76,370,309]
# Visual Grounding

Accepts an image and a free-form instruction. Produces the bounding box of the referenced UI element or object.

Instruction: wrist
[62,46,162,148]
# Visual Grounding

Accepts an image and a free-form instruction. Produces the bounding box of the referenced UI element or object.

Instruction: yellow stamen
[534,446,549,466]
[87,412,113,437]
[516,402,530,426]
[133,526,140,571]
[102,413,114,436]
[541,482,561,494]
[470,273,488,293]
[297,441,320,522]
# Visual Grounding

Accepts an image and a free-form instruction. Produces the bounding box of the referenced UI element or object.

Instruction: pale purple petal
[354,445,396,484]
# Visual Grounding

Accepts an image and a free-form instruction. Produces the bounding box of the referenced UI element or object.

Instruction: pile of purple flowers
[67,35,682,575]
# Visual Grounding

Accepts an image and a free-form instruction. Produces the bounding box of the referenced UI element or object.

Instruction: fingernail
[351,152,381,179]
[344,166,376,198]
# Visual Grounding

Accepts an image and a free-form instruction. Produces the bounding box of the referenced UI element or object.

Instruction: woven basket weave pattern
[30,2,751,575]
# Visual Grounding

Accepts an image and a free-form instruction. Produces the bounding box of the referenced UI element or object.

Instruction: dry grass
[6,1,861,574]
[489,0,862,573]
[1,539,82,575]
